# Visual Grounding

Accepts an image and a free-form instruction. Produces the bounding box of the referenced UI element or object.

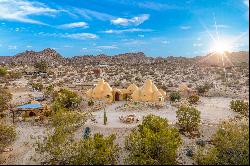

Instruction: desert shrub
[0,88,12,114]
[88,100,94,106]
[51,110,86,131]
[44,84,54,98]
[7,71,22,79]
[125,114,182,165]
[34,60,48,72]
[0,67,7,77]
[0,124,16,151]
[31,83,43,91]
[195,120,249,165]
[230,100,249,116]
[196,83,211,95]
[52,89,81,111]
[176,105,201,133]
[67,134,120,165]
[36,110,119,165]
[169,91,181,102]
[188,94,200,104]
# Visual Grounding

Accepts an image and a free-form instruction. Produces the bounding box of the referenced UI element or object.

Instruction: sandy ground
[85,97,237,128]
[1,97,239,165]
[0,122,46,165]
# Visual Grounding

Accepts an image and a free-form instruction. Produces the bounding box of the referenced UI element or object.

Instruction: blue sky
[0,0,249,57]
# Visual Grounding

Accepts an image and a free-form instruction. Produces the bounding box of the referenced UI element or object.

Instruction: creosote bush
[176,105,201,133]
[196,83,211,95]
[125,114,182,165]
[52,89,81,111]
[0,124,16,151]
[195,119,249,165]
[169,91,181,102]
[188,94,200,104]
[230,100,249,116]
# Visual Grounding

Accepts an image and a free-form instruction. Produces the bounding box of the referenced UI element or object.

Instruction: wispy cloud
[0,0,59,25]
[137,1,178,10]
[26,45,32,48]
[8,45,17,49]
[111,14,149,26]
[102,28,153,34]
[180,25,191,30]
[58,22,89,29]
[161,40,170,44]
[213,24,230,28]
[193,43,203,47]
[73,8,114,21]
[96,45,118,49]
[244,0,249,7]
[37,32,98,40]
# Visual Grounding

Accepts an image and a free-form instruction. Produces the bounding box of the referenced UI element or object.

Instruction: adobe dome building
[86,79,113,102]
[85,79,166,104]
[131,79,166,103]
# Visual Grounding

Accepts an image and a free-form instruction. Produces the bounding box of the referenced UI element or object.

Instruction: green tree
[195,120,249,165]
[125,114,182,165]
[176,105,201,133]
[52,89,81,111]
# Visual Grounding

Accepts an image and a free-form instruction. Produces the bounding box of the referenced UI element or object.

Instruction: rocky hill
[0,49,248,67]
[195,51,249,67]
[0,48,64,66]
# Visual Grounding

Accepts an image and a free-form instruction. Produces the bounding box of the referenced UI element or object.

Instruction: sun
[211,40,231,54]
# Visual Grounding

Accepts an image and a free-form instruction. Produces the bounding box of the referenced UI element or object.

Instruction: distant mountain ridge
[0,48,248,67]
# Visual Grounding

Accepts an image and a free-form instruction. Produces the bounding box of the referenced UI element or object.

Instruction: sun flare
[211,40,231,54]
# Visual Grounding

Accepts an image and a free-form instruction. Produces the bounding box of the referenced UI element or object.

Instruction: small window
[107,95,110,98]
[159,97,162,102]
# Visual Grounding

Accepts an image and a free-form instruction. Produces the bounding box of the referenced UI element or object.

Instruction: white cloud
[73,8,114,21]
[111,14,149,26]
[193,43,203,47]
[8,45,17,49]
[138,34,144,37]
[0,0,59,25]
[97,45,118,49]
[63,33,98,39]
[244,0,249,7]
[82,47,87,50]
[58,22,88,29]
[37,32,98,40]
[137,1,178,10]
[161,40,170,44]
[180,26,191,30]
[26,45,32,48]
[102,28,152,34]
[213,24,230,28]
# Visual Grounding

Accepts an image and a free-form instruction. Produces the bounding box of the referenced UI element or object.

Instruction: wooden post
[11,109,15,124]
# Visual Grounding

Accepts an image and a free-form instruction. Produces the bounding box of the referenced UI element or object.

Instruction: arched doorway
[29,111,36,116]
[115,92,120,101]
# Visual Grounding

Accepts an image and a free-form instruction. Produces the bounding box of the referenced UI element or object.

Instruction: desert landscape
[0,48,249,165]
[0,0,249,165]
